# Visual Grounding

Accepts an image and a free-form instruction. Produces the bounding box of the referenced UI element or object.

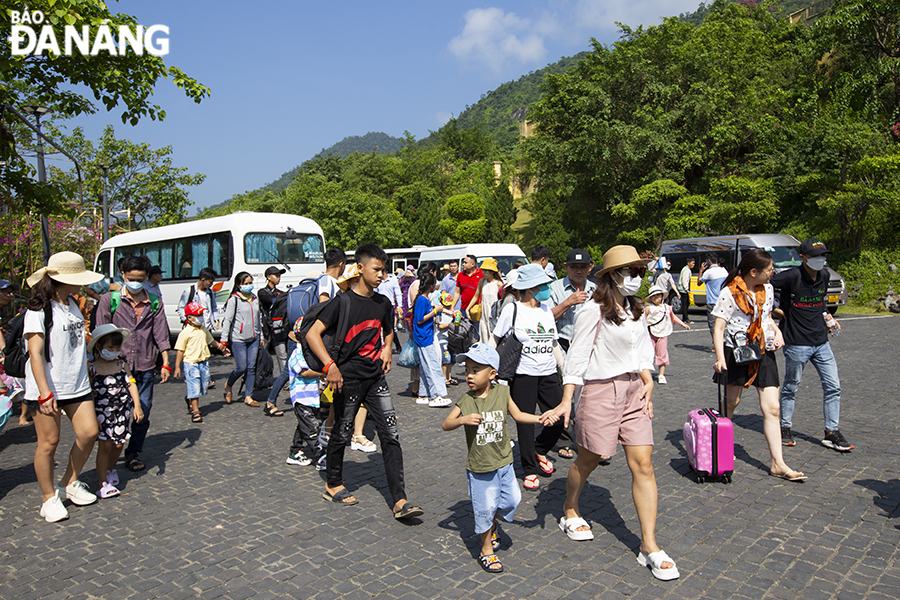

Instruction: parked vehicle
[660,234,847,313]
[417,243,527,277]
[94,212,327,333]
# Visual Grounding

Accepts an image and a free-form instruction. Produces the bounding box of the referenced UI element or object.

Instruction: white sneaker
[416,397,430,405]
[106,469,119,486]
[285,450,312,466]
[58,480,97,506]
[40,492,69,523]
[98,482,120,498]
[429,396,452,408]
[658,375,668,384]
[350,436,377,453]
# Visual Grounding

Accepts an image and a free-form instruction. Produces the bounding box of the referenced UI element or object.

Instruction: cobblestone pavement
[1,314,899,600]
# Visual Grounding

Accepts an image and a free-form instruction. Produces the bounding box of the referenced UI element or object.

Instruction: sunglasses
[618,266,646,278]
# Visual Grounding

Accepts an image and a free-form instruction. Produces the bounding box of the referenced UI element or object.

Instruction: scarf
[726,275,767,388]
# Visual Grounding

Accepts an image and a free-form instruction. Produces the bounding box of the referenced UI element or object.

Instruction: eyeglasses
[618,266,646,278]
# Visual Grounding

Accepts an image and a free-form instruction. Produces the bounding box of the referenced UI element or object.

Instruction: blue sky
[63,0,702,213]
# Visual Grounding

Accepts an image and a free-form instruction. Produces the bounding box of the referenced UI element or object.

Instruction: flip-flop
[559,516,594,541]
[771,470,808,482]
[537,454,554,476]
[393,503,424,520]
[557,447,575,459]
[125,457,145,472]
[637,550,680,581]
[478,554,503,573]
[322,488,358,505]
[523,475,540,490]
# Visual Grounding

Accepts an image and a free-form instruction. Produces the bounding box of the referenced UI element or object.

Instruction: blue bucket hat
[457,343,500,371]
[512,263,552,290]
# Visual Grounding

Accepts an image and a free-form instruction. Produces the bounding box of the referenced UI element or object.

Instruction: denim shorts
[466,462,521,534]
[184,360,210,398]
[440,340,452,365]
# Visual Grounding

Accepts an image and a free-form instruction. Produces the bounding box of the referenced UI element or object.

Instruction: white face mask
[100,348,120,361]
[806,256,826,271]
[616,275,642,297]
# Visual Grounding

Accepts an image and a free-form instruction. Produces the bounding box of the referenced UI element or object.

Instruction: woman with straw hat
[471,258,503,347]
[24,251,104,522]
[550,245,680,581]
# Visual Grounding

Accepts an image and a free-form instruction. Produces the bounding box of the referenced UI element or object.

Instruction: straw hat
[86,324,131,355]
[27,251,103,288]
[336,263,360,291]
[647,284,666,298]
[480,258,499,274]
[597,245,647,278]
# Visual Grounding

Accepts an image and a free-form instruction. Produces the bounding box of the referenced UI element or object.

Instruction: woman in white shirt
[712,248,806,482]
[24,252,104,523]
[551,245,680,581]
[492,264,564,491]
[472,258,503,345]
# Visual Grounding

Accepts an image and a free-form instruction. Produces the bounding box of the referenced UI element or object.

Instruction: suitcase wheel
[722,474,732,484]
[696,474,705,484]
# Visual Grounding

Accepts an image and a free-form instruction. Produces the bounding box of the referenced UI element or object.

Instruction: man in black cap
[771,238,852,452]
[258,266,287,383]
[548,248,596,353]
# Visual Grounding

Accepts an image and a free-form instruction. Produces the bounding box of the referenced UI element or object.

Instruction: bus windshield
[244,232,325,264]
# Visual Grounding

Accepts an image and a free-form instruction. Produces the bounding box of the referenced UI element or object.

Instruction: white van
[417,243,527,277]
[94,212,326,333]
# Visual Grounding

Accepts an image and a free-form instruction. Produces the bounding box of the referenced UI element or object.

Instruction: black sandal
[322,488,358,505]
[263,404,284,417]
[191,411,203,423]
[478,554,503,573]
[393,502,424,520]
[125,457,145,472]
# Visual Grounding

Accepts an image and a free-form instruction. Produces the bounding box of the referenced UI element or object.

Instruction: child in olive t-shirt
[442,343,558,574]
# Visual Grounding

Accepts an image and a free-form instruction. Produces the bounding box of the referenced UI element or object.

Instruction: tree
[611,179,689,252]
[0,0,209,210]
[394,183,443,246]
[485,178,518,243]
[437,118,496,163]
[441,193,486,243]
[51,126,206,228]
[707,176,780,234]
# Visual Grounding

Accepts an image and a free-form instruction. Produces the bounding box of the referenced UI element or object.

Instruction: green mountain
[680,0,824,25]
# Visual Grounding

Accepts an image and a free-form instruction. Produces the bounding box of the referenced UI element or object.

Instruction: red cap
[184,302,206,317]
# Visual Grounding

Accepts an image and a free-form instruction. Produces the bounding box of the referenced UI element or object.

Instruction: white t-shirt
[24,298,91,401]
[436,310,452,344]
[492,301,558,376]
[711,284,775,348]
[317,274,338,300]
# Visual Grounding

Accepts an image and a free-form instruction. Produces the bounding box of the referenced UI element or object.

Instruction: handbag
[730,331,762,365]
[468,303,482,322]
[496,304,522,381]
[397,338,420,368]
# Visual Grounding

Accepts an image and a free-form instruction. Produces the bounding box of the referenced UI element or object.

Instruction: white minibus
[417,243,527,277]
[94,212,326,333]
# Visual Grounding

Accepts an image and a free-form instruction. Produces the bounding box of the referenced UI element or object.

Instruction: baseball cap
[265,266,286,277]
[0,279,14,291]
[798,238,830,257]
[457,343,500,371]
[566,248,593,265]
[184,302,206,316]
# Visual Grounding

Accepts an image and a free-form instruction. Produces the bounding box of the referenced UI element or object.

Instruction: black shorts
[719,349,779,389]
[25,392,94,412]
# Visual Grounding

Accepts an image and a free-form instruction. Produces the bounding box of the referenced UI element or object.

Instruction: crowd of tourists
[0,234,849,578]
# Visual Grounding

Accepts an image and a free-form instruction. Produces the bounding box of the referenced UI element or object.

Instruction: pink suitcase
[683,381,734,483]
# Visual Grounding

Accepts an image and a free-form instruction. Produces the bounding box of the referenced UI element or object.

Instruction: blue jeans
[779,342,842,431]
[227,339,259,396]
[125,369,156,459]
[417,342,447,399]
[267,340,297,405]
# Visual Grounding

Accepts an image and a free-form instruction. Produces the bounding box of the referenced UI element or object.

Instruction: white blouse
[563,300,655,386]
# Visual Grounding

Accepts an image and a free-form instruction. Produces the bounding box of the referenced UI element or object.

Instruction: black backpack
[3,306,53,378]
[298,293,352,372]
[447,317,475,356]
[253,345,275,390]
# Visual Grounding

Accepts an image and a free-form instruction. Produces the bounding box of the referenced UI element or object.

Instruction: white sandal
[637,550,680,581]
[350,435,376,453]
[558,516,594,541]
[317,424,332,447]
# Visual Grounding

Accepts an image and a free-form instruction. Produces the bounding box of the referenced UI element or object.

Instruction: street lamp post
[20,105,54,265]
[99,163,110,242]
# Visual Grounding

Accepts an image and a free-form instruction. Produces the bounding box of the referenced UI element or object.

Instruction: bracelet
[38,391,54,404]
[323,360,335,375]
[161,365,173,372]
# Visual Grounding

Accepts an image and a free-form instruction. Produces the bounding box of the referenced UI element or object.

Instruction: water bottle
[823,312,840,337]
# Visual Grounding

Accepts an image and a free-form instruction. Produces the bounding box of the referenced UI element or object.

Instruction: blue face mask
[533,284,551,303]
[240,284,254,294]
[123,280,144,293]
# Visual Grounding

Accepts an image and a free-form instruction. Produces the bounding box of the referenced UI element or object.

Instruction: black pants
[510,372,565,477]
[392,311,402,354]
[326,375,407,504]
[680,291,691,322]
[290,403,321,460]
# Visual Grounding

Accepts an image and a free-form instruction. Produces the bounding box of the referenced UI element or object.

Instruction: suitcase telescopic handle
[717,373,726,417]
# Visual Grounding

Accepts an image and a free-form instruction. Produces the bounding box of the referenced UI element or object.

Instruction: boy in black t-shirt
[306,244,424,519]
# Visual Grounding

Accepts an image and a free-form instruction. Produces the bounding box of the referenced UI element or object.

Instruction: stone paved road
[1,314,899,600]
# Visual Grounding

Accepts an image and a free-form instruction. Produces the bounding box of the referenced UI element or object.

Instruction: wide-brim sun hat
[87,324,131,355]
[647,284,666,298]
[597,245,647,278]
[336,263,360,291]
[480,258,500,273]
[512,263,552,290]
[26,251,103,288]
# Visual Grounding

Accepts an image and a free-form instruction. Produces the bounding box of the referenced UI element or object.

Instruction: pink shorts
[574,374,654,457]
[650,334,669,366]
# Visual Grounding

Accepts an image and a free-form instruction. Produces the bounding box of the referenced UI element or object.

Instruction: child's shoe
[658,375,668,384]
[98,482,120,498]
[106,469,119,486]
[285,450,312,466]
[315,454,327,471]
